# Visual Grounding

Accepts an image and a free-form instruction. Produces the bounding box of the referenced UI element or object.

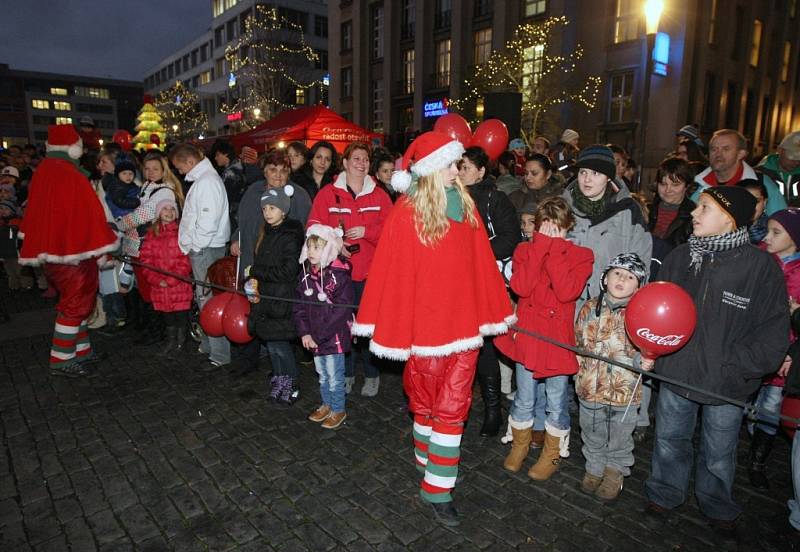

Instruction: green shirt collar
[47,151,90,176]
[407,183,464,222]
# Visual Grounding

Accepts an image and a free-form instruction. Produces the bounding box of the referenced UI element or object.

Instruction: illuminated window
[608,72,634,123]
[708,0,717,44]
[31,99,50,109]
[781,42,791,82]
[749,20,762,67]
[296,88,306,105]
[474,28,492,65]
[402,49,415,94]
[372,80,383,133]
[525,0,546,17]
[341,67,352,98]
[435,39,451,88]
[53,101,71,111]
[341,21,352,51]
[50,87,68,96]
[614,0,639,44]
[522,44,544,102]
[55,117,73,125]
[74,87,109,99]
[372,5,384,59]
[212,0,236,17]
[199,71,212,85]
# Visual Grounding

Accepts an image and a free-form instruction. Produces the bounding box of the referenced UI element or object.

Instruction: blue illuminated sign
[322,73,330,86]
[653,32,669,76]
[423,97,449,118]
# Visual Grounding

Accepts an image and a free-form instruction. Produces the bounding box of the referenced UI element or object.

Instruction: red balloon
[624,282,697,360]
[782,396,800,438]
[222,293,253,344]
[150,133,161,146]
[112,130,133,151]
[433,113,472,146]
[199,292,232,337]
[470,119,509,161]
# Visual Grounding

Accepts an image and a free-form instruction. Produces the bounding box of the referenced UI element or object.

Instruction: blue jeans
[189,246,230,365]
[789,429,800,530]
[346,280,378,378]
[509,363,546,431]
[645,387,743,521]
[315,354,346,413]
[748,384,783,436]
[510,365,569,431]
[265,340,296,377]
[101,292,126,324]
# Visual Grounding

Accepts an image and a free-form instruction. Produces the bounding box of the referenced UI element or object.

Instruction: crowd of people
[2,119,800,538]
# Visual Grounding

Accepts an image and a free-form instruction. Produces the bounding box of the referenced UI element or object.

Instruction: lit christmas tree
[450,17,602,145]
[132,97,166,151]
[222,5,324,129]
[155,81,208,143]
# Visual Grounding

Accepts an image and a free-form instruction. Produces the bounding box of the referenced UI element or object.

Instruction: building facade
[329,0,800,167]
[0,64,142,148]
[144,0,329,138]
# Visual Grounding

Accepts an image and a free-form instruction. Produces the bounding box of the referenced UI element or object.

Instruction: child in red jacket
[138,199,193,358]
[495,196,594,481]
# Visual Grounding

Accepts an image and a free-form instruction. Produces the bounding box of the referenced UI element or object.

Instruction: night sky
[0,0,211,82]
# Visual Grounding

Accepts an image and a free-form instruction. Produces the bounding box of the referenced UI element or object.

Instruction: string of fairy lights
[154,81,209,142]
[450,16,602,145]
[220,5,324,128]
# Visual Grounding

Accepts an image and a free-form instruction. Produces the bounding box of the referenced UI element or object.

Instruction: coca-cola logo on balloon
[625,282,697,360]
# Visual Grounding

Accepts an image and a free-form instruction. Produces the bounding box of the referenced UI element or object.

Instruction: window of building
[199,71,213,85]
[155,72,162,85]
[212,0,224,18]
[226,18,238,42]
[724,81,739,128]
[315,15,328,37]
[74,87,110,99]
[750,19,762,67]
[372,5,384,60]
[160,67,167,82]
[296,88,306,105]
[743,88,756,138]
[215,58,225,80]
[168,64,174,79]
[191,50,198,68]
[183,54,190,73]
[278,8,307,31]
[775,102,784,144]
[200,44,209,62]
[525,0,546,17]
[402,49,415,94]
[435,0,451,29]
[732,7,745,60]
[315,50,328,70]
[522,44,544,102]
[708,0,717,44]
[55,117,72,125]
[702,72,718,129]
[33,115,55,125]
[791,0,797,18]
[759,95,772,143]
[372,79,384,133]
[608,72,634,122]
[76,103,113,114]
[474,0,491,17]
[53,101,71,111]
[401,0,415,40]
[31,99,50,110]
[341,67,353,98]
[781,42,792,82]
[172,60,180,77]
[614,0,639,44]
[435,39,451,88]
[474,29,492,65]
[341,20,352,51]
[50,87,68,96]
[215,26,224,47]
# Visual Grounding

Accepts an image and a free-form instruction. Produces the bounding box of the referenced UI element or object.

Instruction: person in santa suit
[351,131,515,527]
[18,124,118,378]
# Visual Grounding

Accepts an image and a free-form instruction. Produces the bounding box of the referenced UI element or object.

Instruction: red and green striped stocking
[420,420,462,504]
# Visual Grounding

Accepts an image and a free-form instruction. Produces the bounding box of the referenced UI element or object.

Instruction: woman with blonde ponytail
[351,131,514,527]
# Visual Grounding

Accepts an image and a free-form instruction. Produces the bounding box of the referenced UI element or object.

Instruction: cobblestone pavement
[0,285,796,551]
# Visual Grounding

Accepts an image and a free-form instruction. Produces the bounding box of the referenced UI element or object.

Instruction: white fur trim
[368,340,411,361]
[18,239,120,267]
[351,321,375,337]
[509,417,534,430]
[479,314,517,336]
[411,335,485,357]
[46,140,84,160]
[544,422,571,458]
[411,141,465,177]
[390,170,412,193]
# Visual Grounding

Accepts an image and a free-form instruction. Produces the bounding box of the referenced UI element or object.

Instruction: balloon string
[115,254,800,428]
[620,374,642,424]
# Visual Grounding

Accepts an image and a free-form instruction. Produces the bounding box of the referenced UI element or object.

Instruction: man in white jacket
[170,144,231,370]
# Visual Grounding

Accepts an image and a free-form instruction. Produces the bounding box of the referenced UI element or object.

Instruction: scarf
[571,185,611,221]
[407,184,465,222]
[688,226,749,274]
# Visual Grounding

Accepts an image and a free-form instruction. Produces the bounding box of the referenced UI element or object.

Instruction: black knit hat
[702,186,756,229]
[574,145,616,180]
[114,158,137,178]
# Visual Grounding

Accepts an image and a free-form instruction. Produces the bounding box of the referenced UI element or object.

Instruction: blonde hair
[144,153,185,208]
[307,235,327,248]
[409,171,478,246]
[534,196,575,231]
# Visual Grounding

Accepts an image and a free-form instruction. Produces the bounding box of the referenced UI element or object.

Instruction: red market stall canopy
[230,106,382,153]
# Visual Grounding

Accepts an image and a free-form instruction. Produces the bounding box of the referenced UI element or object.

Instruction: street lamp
[172,124,179,132]
[253,108,261,118]
[637,0,664,191]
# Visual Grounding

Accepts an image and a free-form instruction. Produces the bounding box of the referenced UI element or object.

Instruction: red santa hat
[390,131,465,193]
[46,124,83,159]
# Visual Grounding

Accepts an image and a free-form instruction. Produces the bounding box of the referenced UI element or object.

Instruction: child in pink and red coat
[138,198,193,359]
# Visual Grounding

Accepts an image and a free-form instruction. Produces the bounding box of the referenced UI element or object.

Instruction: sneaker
[49,361,91,378]
[345,376,355,394]
[361,376,380,397]
[308,405,331,423]
[321,411,347,429]
[197,359,225,373]
[426,500,461,527]
[580,471,603,494]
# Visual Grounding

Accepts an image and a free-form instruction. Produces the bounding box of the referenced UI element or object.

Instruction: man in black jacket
[642,186,789,538]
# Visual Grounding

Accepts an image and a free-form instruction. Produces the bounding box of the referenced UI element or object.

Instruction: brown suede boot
[531,430,545,449]
[595,467,624,501]
[528,431,563,481]
[503,425,532,473]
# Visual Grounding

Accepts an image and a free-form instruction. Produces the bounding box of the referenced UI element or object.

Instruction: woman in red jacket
[307,142,393,397]
[138,198,193,359]
[495,197,593,481]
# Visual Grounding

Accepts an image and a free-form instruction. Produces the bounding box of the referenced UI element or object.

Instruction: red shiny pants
[402,350,479,425]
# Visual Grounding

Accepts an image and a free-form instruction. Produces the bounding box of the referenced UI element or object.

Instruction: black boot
[478,373,502,436]
[748,428,775,489]
[158,326,177,357]
[134,304,161,345]
[170,326,187,359]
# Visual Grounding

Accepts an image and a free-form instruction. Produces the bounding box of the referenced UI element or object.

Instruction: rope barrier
[115,254,800,428]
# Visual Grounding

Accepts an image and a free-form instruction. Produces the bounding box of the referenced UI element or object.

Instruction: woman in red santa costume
[18,124,118,378]
[352,131,514,526]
